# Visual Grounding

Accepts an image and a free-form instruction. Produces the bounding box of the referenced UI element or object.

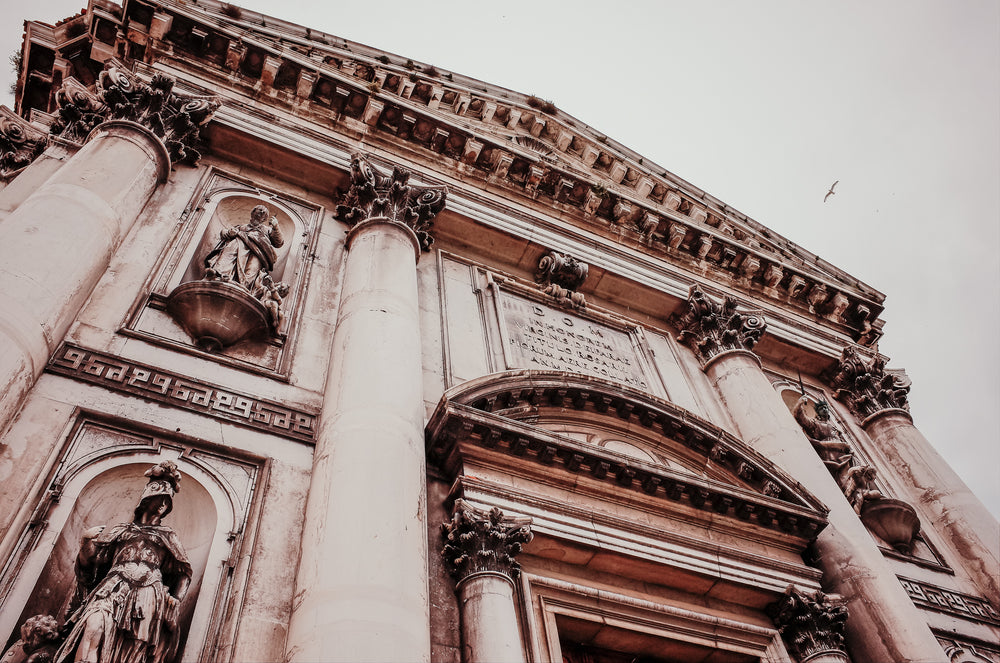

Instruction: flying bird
[824,180,839,202]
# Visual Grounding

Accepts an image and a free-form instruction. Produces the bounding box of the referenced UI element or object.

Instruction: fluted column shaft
[864,411,999,600]
[0,120,168,435]
[705,350,942,662]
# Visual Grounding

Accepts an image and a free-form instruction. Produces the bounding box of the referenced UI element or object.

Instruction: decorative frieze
[768,586,851,663]
[535,250,588,310]
[334,153,447,251]
[829,346,910,420]
[52,63,219,166]
[46,344,316,442]
[673,285,767,365]
[441,500,532,585]
[898,577,1000,626]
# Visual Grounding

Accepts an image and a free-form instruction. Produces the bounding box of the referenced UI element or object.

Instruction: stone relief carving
[334,153,448,251]
[535,250,588,310]
[53,462,193,663]
[51,63,218,166]
[793,394,920,553]
[768,586,851,663]
[829,346,910,420]
[0,107,49,182]
[0,614,61,663]
[673,285,767,365]
[167,204,289,350]
[441,500,532,585]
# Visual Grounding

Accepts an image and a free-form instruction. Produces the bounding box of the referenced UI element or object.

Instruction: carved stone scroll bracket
[535,250,589,310]
[0,106,49,181]
[828,346,911,422]
[768,586,852,663]
[672,285,767,367]
[441,499,532,587]
[334,152,448,252]
[51,61,220,167]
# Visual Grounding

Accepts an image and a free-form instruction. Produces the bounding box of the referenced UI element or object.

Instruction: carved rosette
[829,346,910,420]
[0,107,49,181]
[334,153,448,251]
[51,62,219,165]
[535,250,589,309]
[674,285,767,365]
[441,500,532,586]
[768,586,851,663]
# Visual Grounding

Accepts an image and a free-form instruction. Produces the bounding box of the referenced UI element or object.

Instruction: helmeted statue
[55,462,192,663]
[793,396,853,478]
[204,204,284,292]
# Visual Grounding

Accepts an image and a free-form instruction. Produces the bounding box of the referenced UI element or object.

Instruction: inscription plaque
[498,292,649,390]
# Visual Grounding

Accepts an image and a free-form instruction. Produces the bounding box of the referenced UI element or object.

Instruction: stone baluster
[285,154,446,662]
[0,67,216,437]
[830,347,1000,601]
[442,500,532,663]
[674,285,944,662]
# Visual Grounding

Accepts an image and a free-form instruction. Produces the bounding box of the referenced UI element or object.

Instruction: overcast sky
[1,1,997,517]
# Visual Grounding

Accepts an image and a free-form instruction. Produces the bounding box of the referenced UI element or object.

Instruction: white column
[442,500,532,663]
[286,155,446,662]
[0,120,169,435]
[674,287,943,663]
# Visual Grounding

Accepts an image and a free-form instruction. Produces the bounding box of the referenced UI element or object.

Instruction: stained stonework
[334,153,447,251]
[673,285,767,365]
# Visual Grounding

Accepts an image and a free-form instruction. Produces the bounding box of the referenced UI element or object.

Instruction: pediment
[426,370,828,540]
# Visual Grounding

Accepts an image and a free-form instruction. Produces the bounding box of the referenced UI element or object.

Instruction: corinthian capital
[829,346,910,420]
[674,285,767,366]
[52,62,219,166]
[441,500,532,585]
[0,107,48,181]
[334,153,448,251]
[768,587,851,663]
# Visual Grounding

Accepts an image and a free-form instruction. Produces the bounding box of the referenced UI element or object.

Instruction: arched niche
[0,449,240,662]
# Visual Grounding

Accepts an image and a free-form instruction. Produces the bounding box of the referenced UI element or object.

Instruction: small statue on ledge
[0,614,61,663]
[842,464,884,513]
[204,204,284,293]
[54,462,192,663]
[793,395,853,478]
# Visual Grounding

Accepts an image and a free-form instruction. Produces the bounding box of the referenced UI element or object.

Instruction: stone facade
[0,2,996,662]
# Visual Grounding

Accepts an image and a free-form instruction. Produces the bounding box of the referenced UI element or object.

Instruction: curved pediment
[426,370,828,540]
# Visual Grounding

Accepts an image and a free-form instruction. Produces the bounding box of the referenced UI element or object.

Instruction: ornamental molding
[899,577,1000,627]
[426,370,829,540]
[13,1,886,345]
[828,346,911,421]
[767,586,851,662]
[441,499,532,585]
[46,344,317,442]
[333,153,447,251]
[535,250,588,310]
[51,61,219,166]
[673,285,767,366]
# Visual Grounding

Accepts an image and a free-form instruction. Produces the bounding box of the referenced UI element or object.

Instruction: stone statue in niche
[0,614,61,663]
[793,396,854,479]
[204,204,284,291]
[53,461,192,663]
[167,203,291,350]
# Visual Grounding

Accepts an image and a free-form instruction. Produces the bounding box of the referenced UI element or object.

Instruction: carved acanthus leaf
[673,285,767,365]
[441,500,532,585]
[768,586,850,661]
[536,250,588,309]
[334,153,448,251]
[829,346,910,420]
[51,62,219,166]
[0,107,49,181]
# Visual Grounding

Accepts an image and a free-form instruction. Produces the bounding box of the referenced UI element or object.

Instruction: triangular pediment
[426,371,828,540]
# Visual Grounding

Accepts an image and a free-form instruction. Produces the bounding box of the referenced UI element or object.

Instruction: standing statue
[793,396,853,478]
[204,204,284,292]
[55,462,193,663]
